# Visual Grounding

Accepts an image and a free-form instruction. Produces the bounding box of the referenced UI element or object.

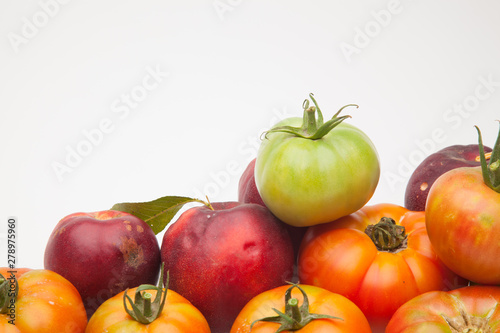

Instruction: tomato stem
[123,263,168,324]
[142,292,153,318]
[475,122,500,193]
[250,283,342,332]
[365,217,407,252]
[303,106,318,136]
[262,93,357,141]
[288,298,302,324]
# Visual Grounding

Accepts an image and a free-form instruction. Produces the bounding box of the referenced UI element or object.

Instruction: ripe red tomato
[0,268,87,333]
[425,125,500,285]
[85,272,210,333]
[297,203,467,332]
[386,285,500,332]
[230,283,372,332]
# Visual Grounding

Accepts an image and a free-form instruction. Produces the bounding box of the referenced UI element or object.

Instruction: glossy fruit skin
[44,210,161,318]
[0,268,87,333]
[238,158,308,261]
[160,201,295,333]
[238,158,266,206]
[255,117,380,227]
[425,166,500,285]
[85,285,210,333]
[386,285,500,332]
[404,144,492,211]
[230,284,372,333]
[297,203,467,332]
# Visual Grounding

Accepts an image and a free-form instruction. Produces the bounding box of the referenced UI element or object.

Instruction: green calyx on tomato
[264,93,358,140]
[250,283,342,332]
[255,93,380,227]
[476,122,500,192]
[123,264,168,324]
[0,273,17,314]
[365,217,408,253]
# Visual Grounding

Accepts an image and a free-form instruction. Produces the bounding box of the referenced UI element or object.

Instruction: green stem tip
[123,263,168,324]
[264,93,357,140]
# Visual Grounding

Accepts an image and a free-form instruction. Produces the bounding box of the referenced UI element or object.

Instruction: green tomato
[255,94,380,227]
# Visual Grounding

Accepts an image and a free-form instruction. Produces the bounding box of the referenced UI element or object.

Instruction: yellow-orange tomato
[230,284,372,333]
[0,268,87,333]
[85,285,210,333]
[297,203,468,332]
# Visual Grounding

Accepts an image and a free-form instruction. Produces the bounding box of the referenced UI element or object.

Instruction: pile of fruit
[2,94,500,333]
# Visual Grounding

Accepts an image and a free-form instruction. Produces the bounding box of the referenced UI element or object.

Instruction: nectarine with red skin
[44,210,161,318]
[160,201,294,333]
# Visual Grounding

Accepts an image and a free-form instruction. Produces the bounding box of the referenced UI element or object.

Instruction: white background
[1,0,499,269]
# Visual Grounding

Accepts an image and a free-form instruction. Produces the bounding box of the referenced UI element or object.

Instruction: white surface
[1,0,499,269]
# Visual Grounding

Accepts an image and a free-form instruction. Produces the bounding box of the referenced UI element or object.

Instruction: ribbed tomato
[230,283,372,332]
[0,268,87,333]
[386,285,500,332]
[85,270,210,333]
[297,203,468,332]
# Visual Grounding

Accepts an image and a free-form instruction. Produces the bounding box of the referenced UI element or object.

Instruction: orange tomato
[85,283,210,333]
[0,268,87,333]
[230,284,372,333]
[297,203,468,332]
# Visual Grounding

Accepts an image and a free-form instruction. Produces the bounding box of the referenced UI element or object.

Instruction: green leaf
[111,196,207,234]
